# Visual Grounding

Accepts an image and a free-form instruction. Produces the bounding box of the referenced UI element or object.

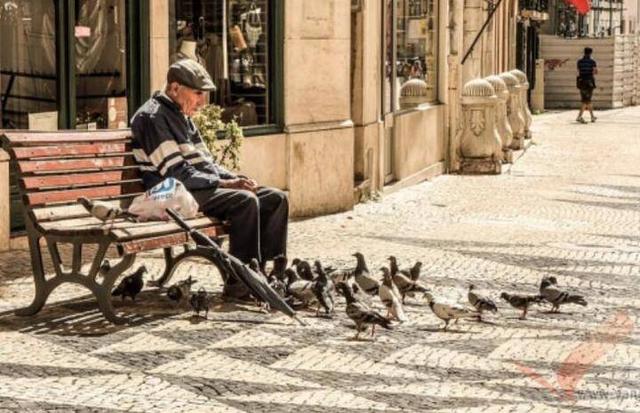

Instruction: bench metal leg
[17,236,136,325]
[93,253,136,324]
[154,246,226,287]
[15,233,48,317]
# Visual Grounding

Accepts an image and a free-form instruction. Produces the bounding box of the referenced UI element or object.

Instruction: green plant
[191,104,244,170]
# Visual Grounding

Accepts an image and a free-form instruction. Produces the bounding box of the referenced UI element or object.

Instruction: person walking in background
[576,47,598,124]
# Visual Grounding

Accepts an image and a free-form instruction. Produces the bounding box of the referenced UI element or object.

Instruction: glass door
[73,0,128,130]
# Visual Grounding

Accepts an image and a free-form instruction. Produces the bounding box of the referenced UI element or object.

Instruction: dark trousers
[192,187,288,265]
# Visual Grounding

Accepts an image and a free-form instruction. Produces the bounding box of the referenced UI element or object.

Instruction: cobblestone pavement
[0,107,639,412]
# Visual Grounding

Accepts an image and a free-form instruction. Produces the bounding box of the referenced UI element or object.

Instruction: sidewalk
[0,107,639,412]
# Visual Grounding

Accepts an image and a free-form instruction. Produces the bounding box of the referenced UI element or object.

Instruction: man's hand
[219,177,258,192]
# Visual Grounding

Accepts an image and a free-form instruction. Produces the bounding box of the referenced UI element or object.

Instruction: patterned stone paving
[0,107,640,411]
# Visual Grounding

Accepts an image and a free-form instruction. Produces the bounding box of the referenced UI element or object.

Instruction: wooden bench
[1,130,227,324]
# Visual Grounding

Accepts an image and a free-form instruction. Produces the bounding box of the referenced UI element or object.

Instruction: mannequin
[179,40,198,61]
[171,39,205,65]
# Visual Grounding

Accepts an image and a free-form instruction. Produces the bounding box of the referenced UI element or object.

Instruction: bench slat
[18,156,132,173]
[39,216,220,241]
[25,183,144,206]
[12,143,129,160]
[31,200,134,222]
[22,171,140,189]
[2,131,130,145]
[118,226,225,254]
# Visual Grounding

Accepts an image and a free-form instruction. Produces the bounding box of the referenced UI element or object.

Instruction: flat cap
[167,59,216,91]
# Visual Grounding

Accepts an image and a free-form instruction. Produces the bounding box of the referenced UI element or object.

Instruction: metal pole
[461,0,505,65]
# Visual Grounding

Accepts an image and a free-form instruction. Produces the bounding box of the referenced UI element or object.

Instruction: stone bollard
[510,69,533,139]
[485,75,514,163]
[399,78,429,109]
[457,79,502,174]
[498,72,525,150]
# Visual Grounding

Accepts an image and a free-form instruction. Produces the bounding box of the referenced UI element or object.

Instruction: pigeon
[287,268,317,307]
[500,292,544,319]
[78,197,137,231]
[424,292,476,330]
[111,265,146,301]
[467,284,498,320]
[313,261,335,316]
[269,255,288,281]
[249,258,267,277]
[402,261,423,282]
[167,276,197,307]
[388,257,429,303]
[350,252,380,296]
[292,258,315,281]
[379,267,407,322]
[190,287,211,318]
[539,277,587,313]
[99,259,112,274]
[337,282,392,340]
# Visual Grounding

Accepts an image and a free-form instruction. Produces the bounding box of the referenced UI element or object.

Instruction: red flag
[565,0,591,15]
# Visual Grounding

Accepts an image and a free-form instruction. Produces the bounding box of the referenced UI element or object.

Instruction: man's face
[169,82,207,116]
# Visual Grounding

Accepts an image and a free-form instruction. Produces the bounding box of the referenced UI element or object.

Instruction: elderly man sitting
[130,59,288,297]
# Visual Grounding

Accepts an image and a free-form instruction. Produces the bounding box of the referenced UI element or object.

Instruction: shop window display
[170,0,272,127]
[0,0,129,130]
[395,0,438,105]
[0,1,57,129]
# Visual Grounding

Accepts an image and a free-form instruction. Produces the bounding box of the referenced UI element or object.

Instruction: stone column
[499,72,525,150]
[457,79,502,174]
[510,69,533,139]
[0,149,9,251]
[485,75,514,163]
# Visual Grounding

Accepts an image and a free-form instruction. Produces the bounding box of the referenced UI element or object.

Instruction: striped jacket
[131,92,235,191]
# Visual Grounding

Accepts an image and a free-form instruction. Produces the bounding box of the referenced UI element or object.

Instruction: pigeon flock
[106,252,589,340]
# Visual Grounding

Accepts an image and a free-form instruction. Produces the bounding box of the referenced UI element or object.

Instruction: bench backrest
[1,130,145,228]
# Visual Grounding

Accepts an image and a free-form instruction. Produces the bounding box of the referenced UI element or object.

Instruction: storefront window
[395,0,438,104]
[0,1,57,129]
[74,0,128,130]
[383,0,394,114]
[170,0,274,128]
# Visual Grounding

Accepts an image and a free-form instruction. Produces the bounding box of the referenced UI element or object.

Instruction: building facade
[538,0,640,109]
[1,0,525,247]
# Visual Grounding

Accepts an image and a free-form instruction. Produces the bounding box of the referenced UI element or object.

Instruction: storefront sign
[28,111,58,131]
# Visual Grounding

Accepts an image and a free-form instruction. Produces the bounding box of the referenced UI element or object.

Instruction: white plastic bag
[129,178,199,221]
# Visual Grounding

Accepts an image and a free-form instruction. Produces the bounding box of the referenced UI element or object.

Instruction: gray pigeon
[424,292,476,330]
[190,287,211,318]
[112,265,146,301]
[539,277,587,312]
[292,258,315,281]
[379,267,407,322]
[401,261,423,282]
[167,276,197,306]
[78,197,137,231]
[351,252,380,296]
[287,268,317,307]
[268,255,288,281]
[337,282,392,340]
[468,284,498,320]
[313,261,335,316]
[388,257,429,303]
[500,292,544,319]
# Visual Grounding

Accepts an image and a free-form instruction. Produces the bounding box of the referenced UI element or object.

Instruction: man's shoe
[591,116,597,123]
[576,117,587,124]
